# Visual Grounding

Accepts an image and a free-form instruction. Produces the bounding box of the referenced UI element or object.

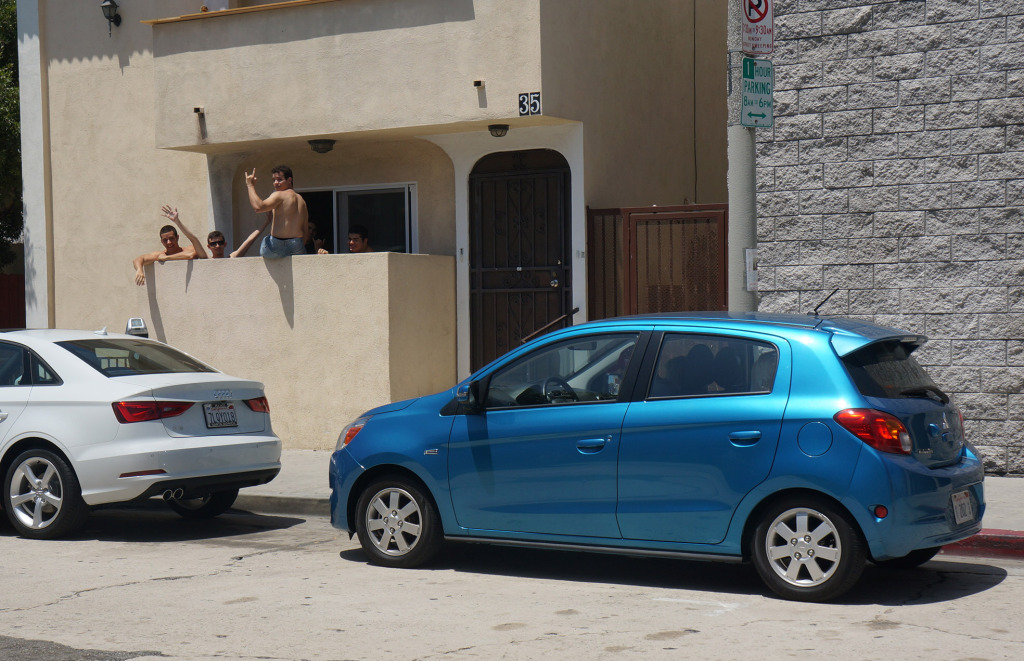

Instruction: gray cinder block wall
[752,0,1024,474]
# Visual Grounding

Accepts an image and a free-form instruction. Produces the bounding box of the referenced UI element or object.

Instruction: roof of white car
[1,328,147,344]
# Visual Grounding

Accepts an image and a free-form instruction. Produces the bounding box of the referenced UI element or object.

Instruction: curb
[235,494,331,517]
[941,529,1024,558]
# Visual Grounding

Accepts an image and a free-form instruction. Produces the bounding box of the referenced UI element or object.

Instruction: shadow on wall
[264,256,295,329]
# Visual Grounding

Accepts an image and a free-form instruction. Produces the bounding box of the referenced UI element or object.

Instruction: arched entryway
[469,149,572,370]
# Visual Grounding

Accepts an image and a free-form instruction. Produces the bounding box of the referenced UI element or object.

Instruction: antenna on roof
[810,289,840,317]
[94,327,108,336]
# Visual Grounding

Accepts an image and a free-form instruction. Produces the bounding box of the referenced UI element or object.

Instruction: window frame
[0,341,62,387]
[481,332,644,411]
[299,182,419,255]
[641,331,780,401]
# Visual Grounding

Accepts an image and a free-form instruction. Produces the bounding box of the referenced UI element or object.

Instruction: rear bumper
[847,450,985,560]
[135,467,280,500]
[74,434,281,506]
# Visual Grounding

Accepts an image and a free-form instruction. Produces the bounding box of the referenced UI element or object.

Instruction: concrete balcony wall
[151,0,544,149]
[125,253,456,450]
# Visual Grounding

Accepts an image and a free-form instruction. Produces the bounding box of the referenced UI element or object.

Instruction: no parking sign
[741,0,774,56]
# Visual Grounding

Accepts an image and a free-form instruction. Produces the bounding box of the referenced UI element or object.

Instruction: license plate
[203,402,238,429]
[951,489,974,525]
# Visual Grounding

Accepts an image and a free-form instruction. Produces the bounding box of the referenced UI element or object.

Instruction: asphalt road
[1,502,1022,660]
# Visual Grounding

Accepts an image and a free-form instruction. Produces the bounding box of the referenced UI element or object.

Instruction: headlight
[336,415,371,452]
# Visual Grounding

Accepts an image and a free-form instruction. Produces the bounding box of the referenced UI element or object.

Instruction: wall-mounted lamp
[308,139,336,154]
[488,124,509,138]
[100,0,122,37]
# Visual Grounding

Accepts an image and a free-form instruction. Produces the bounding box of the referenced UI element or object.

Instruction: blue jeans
[260,235,305,258]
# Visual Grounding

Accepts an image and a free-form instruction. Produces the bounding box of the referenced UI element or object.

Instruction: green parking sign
[741,57,773,128]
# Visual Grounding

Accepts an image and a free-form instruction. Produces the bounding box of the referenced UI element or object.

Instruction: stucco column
[17,0,53,327]
[727,125,757,311]
[725,1,757,312]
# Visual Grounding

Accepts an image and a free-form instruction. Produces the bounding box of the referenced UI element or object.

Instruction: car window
[648,333,778,398]
[0,342,28,387]
[57,339,216,377]
[841,339,944,401]
[29,354,61,385]
[485,333,639,408]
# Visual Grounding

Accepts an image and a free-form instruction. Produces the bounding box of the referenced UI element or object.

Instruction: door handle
[728,430,762,446]
[576,437,610,454]
[0,411,8,422]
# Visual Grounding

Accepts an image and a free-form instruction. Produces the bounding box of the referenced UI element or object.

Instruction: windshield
[57,339,216,377]
[841,339,945,402]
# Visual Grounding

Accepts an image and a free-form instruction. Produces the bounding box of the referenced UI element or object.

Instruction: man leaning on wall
[131,206,207,285]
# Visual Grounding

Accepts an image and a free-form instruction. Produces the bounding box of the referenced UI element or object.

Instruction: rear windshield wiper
[899,386,949,404]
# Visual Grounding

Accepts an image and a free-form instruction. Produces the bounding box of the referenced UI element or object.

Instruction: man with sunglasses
[206,222,265,259]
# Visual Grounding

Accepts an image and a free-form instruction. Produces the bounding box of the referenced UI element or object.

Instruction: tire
[874,546,941,569]
[752,497,865,602]
[167,488,238,519]
[3,449,89,539]
[354,477,442,568]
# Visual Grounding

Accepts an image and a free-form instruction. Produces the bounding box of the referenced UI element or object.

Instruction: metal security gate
[469,151,572,371]
[587,204,728,319]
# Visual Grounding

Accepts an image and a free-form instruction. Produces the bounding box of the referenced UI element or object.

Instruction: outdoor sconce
[308,139,336,154]
[101,0,122,37]
[488,124,509,138]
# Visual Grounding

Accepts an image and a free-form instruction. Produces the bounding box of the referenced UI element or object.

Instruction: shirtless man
[245,165,309,258]
[131,206,206,285]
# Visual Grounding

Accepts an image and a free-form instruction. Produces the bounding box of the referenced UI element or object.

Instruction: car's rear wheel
[3,449,89,539]
[874,546,941,568]
[752,497,865,602]
[355,477,441,568]
[167,488,238,519]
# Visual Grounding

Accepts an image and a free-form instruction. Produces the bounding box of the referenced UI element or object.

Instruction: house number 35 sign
[519,92,541,116]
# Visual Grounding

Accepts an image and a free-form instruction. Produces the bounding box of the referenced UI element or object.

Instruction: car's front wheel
[752,497,865,602]
[3,449,89,539]
[355,477,442,568]
[167,489,238,519]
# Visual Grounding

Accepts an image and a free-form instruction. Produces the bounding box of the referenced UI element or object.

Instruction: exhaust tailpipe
[162,489,174,501]
[173,488,184,500]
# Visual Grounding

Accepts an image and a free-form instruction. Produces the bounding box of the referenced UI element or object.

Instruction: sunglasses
[209,240,226,247]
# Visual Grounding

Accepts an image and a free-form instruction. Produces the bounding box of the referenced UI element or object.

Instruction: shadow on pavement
[339,542,1007,605]
[0,499,306,544]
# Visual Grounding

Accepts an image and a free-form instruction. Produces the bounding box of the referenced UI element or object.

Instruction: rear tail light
[113,401,194,424]
[834,408,912,455]
[245,396,271,413]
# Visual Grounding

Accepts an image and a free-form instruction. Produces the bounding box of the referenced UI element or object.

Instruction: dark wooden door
[469,150,572,371]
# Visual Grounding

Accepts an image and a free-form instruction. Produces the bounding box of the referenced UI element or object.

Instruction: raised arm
[161,205,208,259]
[230,216,271,258]
[245,169,282,213]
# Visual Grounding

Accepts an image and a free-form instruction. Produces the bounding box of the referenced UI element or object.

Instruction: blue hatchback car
[329,313,985,601]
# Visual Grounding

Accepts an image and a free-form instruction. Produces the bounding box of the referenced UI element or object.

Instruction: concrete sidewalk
[236,449,1024,558]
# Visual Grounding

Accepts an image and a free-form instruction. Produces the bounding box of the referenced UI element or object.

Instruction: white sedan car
[0,329,281,539]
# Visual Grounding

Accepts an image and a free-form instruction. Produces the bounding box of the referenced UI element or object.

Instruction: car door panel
[617,331,792,545]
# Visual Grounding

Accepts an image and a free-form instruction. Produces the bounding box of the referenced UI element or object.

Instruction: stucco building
[16,0,733,449]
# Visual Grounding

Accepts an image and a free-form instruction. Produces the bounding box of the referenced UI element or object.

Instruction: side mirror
[125,317,149,338]
[456,381,484,413]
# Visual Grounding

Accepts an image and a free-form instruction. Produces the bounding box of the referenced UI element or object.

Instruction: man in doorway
[348,224,373,254]
[131,206,206,285]
[305,221,329,255]
[245,165,309,258]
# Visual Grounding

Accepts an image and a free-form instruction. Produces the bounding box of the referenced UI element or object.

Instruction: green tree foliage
[0,0,22,268]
